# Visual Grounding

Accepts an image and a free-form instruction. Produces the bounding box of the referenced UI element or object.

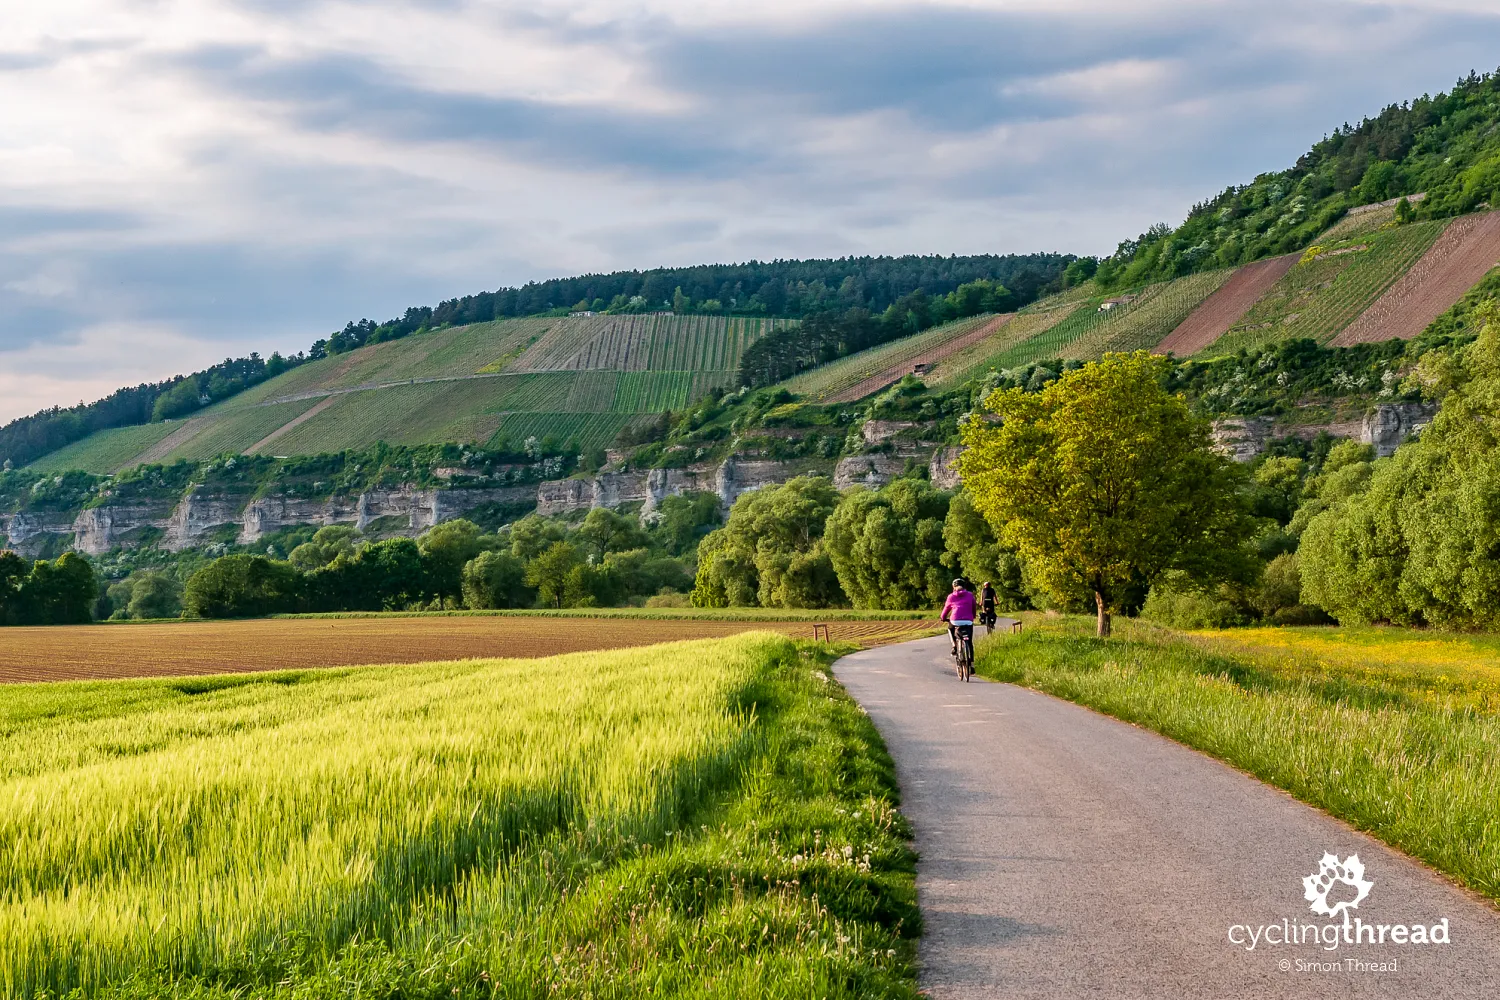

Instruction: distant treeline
[738,279,1020,388]
[0,352,307,471]
[316,253,1071,355]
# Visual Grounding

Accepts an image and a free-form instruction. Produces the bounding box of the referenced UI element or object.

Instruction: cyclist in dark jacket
[980,581,997,629]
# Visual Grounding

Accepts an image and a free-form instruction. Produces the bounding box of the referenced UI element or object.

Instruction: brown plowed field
[0,616,942,684]
[1155,253,1299,356]
[824,314,1014,403]
[1331,212,1500,346]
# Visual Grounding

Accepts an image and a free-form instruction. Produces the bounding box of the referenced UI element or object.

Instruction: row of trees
[180,496,721,618]
[22,345,1464,636]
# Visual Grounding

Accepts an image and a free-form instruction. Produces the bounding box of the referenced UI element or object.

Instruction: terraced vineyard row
[26,422,183,474]
[925,307,1084,386]
[1209,218,1449,356]
[780,315,998,400]
[614,371,694,412]
[981,291,1160,370]
[1059,269,1233,360]
[1332,210,1500,346]
[563,371,621,412]
[490,412,638,451]
[511,314,781,374]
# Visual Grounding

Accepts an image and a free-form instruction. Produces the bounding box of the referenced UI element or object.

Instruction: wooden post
[813,623,831,643]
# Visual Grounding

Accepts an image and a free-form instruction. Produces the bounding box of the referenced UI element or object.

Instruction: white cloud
[1,0,1500,423]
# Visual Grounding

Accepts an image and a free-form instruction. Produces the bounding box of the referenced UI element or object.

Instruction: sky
[4,0,1500,423]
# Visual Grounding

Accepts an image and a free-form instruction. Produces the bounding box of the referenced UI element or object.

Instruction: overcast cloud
[3,0,1500,421]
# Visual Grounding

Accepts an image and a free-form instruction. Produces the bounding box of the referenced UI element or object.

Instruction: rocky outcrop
[861,420,919,446]
[74,505,175,555]
[929,446,963,489]
[1213,403,1439,463]
[0,512,77,557]
[834,454,909,490]
[165,490,251,550]
[1211,417,1277,463]
[1362,402,1437,458]
[4,483,543,558]
[715,457,809,508]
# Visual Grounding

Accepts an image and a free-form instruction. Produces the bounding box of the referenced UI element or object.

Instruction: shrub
[185,555,301,619]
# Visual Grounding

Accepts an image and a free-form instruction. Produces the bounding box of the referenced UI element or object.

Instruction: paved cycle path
[834,635,1500,998]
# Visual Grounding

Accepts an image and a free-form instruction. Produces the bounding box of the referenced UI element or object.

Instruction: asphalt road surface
[834,635,1500,999]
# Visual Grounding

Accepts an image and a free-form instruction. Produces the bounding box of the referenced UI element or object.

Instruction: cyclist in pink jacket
[941,578,977,664]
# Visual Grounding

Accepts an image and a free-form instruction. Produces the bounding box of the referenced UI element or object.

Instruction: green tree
[461,550,532,609]
[419,519,484,608]
[1249,457,1306,525]
[0,551,27,625]
[691,477,844,608]
[185,555,301,619]
[940,490,1030,611]
[362,538,428,609]
[526,541,583,609]
[1299,318,1500,627]
[825,480,951,609]
[289,525,358,571]
[575,508,648,562]
[126,572,182,620]
[151,379,202,421]
[651,491,722,555]
[959,351,1257,636]
[509,514,567,562]
[16,552,97,625]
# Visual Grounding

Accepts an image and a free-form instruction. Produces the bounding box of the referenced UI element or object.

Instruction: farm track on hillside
[783,315,1002,402]
[1156,255,1299,356]
[0,617,942,683]
[822,315,1012,402]
[1332,210,1500,345]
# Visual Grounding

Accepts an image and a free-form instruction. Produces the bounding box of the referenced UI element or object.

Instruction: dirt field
[0,616,943,684]
[1154,253,1299,356]
[824,314,1013,403]
[1332,211,1500,345]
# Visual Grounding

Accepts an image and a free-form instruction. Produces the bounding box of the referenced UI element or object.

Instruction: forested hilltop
[0,253,1069,470]
[1083,70,1500,290]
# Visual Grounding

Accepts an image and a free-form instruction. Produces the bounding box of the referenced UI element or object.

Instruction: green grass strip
[975,617,1500,902]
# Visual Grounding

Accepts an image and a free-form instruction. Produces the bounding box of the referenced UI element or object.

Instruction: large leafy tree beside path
[959,351,1257,636]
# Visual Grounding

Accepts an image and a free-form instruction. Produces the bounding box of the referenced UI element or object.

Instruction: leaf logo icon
[1303,852,1374,917]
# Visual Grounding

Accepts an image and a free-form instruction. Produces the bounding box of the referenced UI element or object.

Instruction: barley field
[0,614,942,683]
[0,633,919,998]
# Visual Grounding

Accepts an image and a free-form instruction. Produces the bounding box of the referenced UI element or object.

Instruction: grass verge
[974,616,1500,902]
[11,634,918,999]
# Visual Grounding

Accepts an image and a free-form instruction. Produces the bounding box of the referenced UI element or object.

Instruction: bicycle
[982,608,997,636]
[948,621,974,682]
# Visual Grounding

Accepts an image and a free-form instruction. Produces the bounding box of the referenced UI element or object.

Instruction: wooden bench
[992,617,1023,634]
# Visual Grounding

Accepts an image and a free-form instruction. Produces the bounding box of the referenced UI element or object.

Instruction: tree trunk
[1095,590,1111,638]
